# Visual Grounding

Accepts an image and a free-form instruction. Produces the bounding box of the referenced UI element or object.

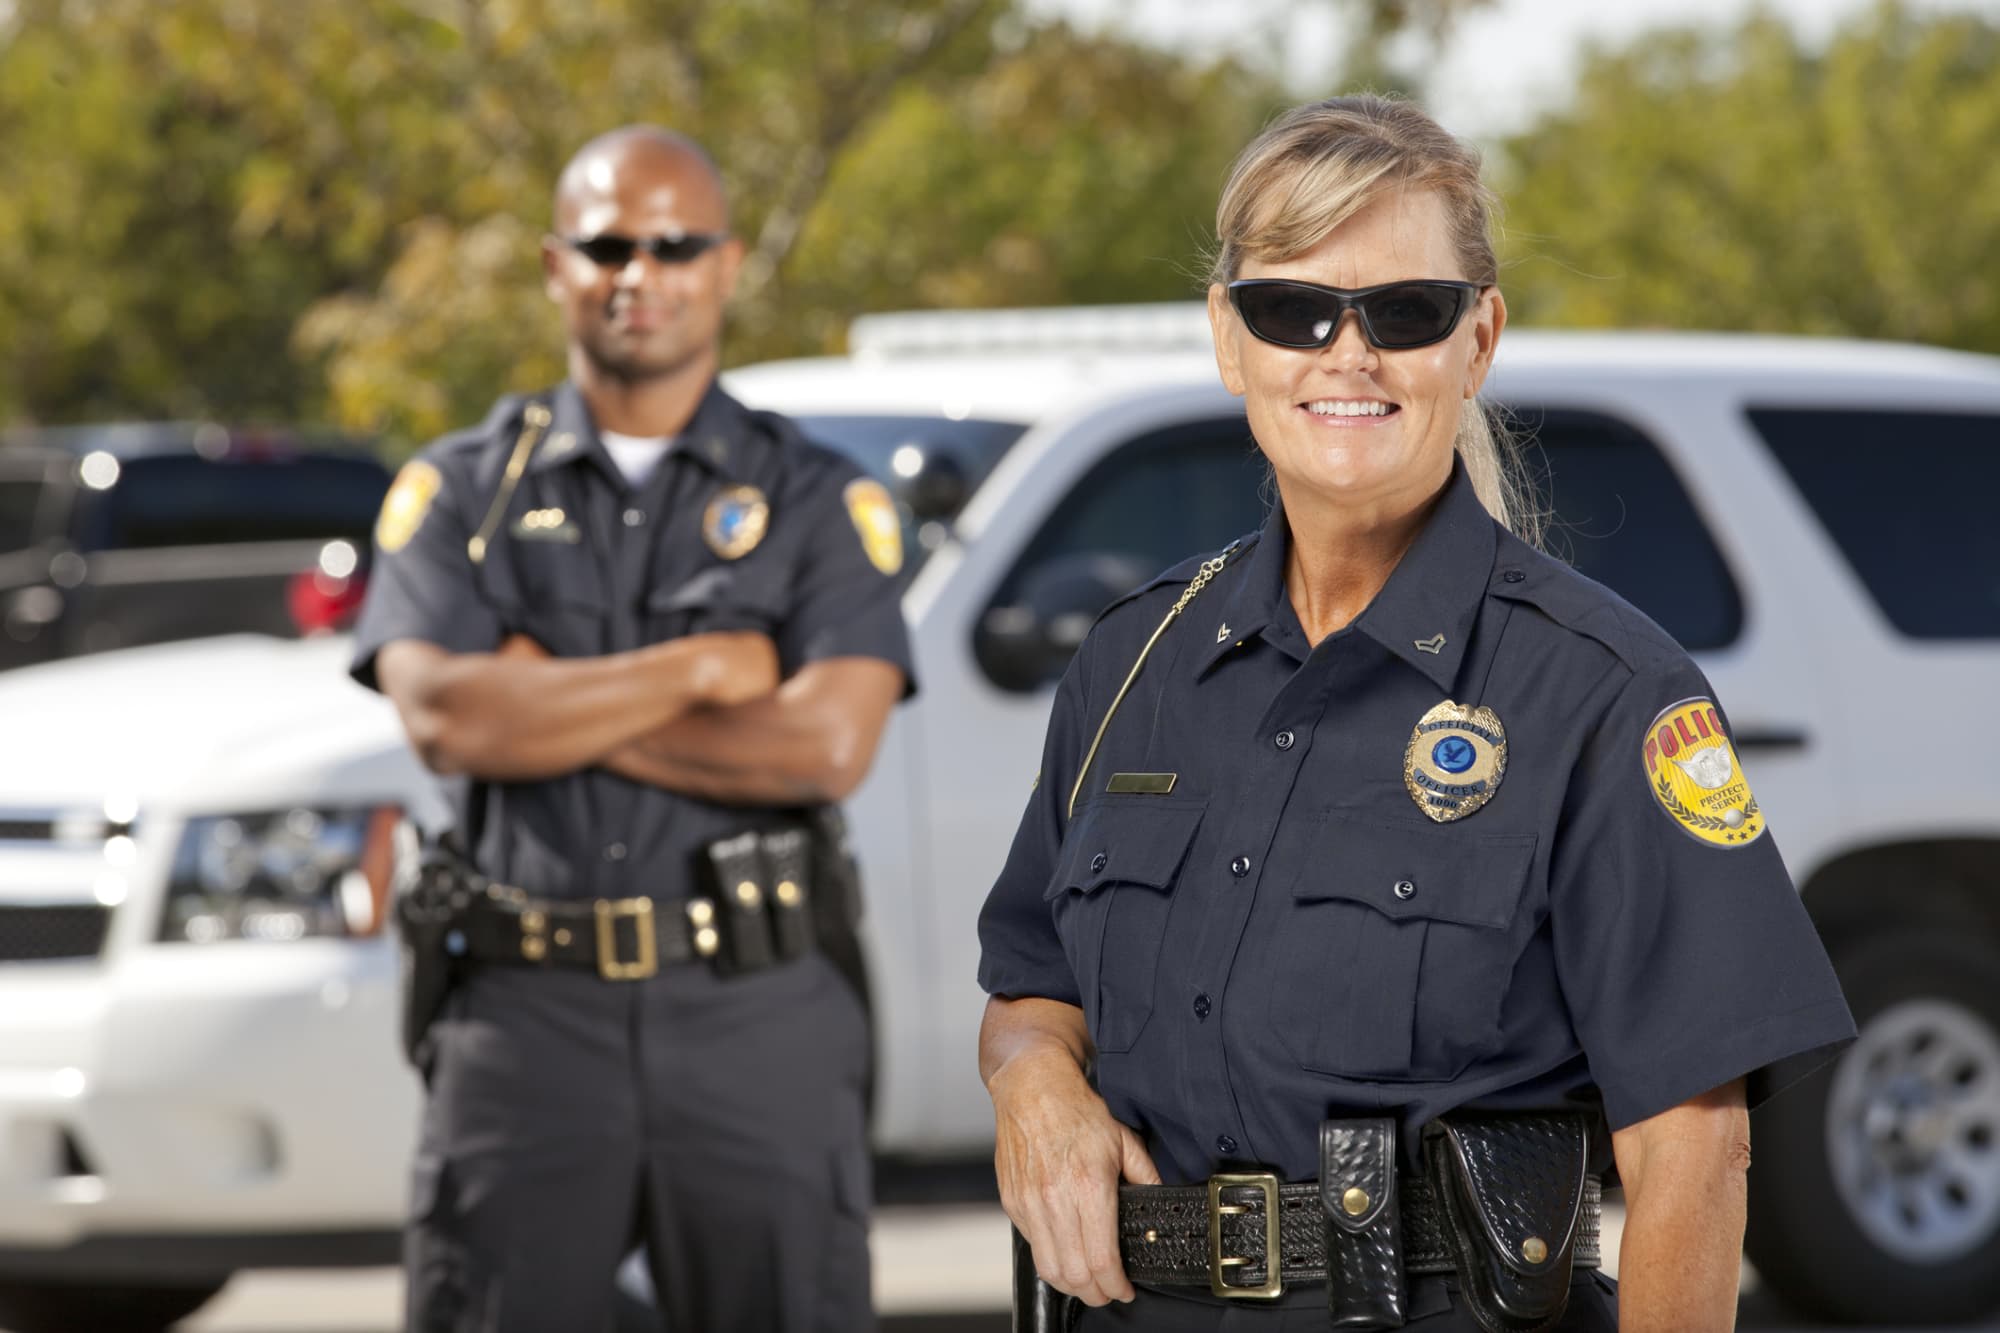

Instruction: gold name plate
[1106,772,1178,795]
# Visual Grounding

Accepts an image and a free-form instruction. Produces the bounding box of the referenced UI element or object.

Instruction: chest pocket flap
[1295,813,1536,928]
[1047,798,1207,900]
[1043,796,1206,1054]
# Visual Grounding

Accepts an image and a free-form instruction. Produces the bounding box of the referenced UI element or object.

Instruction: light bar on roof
[847,302,1214,359]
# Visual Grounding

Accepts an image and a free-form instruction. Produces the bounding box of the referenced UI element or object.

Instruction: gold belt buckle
[593,897,657,980]
[1207,1171,1283,1299]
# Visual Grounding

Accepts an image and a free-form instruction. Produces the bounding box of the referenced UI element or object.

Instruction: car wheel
[0,1276,229,1333]
[1745,927,2000,1324]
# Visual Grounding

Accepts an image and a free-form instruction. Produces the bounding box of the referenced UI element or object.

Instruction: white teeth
[1306,400,1391,417]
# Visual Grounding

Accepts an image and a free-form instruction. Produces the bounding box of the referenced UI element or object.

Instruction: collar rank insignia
[1414,633,1446,655]
[703,484,770,560]
[1216,622,1232,644]
[1643,697,1763,847]
[1405,700,1507,822]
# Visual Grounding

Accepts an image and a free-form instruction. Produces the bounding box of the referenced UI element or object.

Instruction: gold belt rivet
[1522,1236,1549,1264]
[687,900,715,926]
[1143,1228,1159,1244]
[736,880,761,906]
[693,926,720,957]
[521,909,546,932]
[553,927,572,946]
[776,880,802,906]
[1341,1187,1370,1217]
[521,936,547,961]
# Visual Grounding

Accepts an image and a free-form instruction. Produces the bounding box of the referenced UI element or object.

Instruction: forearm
[391,640,708,780]
[1612,1085,1750,1332]
[602,657,901,805]
[979,995,1093,1090]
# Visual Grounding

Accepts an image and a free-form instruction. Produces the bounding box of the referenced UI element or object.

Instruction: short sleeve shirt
[976,461,1853,1183]
[349,380,915,900]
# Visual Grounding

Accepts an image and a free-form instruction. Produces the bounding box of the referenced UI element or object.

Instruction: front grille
[0,905,112,962]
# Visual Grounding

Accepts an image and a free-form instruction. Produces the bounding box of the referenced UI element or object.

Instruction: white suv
[0,308,1996,1328]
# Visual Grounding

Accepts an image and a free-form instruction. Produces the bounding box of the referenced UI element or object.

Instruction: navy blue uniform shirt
[350,380,915,901]
[977,461,1853,1183]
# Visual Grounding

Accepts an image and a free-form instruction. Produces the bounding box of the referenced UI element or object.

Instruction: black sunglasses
[561,232,729,267]
[1227,278,1481,351]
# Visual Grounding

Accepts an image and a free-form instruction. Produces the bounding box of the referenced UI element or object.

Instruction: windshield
[793,415,1025,579]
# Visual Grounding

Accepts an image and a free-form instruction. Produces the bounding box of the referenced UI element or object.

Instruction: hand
[679,631,780,707]
[989,1047,1161,1306]
[496,633,550,661]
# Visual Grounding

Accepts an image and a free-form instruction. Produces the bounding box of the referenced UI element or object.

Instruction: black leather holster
[1426,1112,1591,1333]
[1321,1117,1406,1328]
[390,830,483,1071]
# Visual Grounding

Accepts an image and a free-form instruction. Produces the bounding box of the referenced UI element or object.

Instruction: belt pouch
[1320,1117,1407,1330]
[759,828,815,962]
[1426,1113,1588,1333]
[703,832,776,972]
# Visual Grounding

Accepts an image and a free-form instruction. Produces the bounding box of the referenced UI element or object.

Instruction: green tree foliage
[1497,3,2000,354]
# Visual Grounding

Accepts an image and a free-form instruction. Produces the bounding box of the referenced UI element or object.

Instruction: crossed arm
[373,632,903,804]
[980,994,1750,1329]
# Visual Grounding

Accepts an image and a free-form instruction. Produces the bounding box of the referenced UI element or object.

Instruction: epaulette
[1094,530,1262,625]
[1489,531,1684,675]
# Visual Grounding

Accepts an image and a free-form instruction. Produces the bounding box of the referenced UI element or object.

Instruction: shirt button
[623,508,646,527]
[1216,1134,1239,1156]
[1090,852,1108,873]
[1274,730,1296,751]
[1192,993,1211,1020]
[605,843,628,862]
[1230,856,1251,878]
[1502,568,1526,584]
[1394,879,1416,900]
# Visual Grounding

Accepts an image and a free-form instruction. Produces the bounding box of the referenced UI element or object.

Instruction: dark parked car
[0,423,390,669]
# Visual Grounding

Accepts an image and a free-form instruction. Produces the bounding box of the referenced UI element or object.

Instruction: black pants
[404,953,873,1333]
[1071,1272,1620,1331]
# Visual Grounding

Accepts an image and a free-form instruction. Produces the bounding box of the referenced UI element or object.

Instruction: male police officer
[350,126,912,1332]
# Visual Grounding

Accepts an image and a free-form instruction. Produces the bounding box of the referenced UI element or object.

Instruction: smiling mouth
[1300,398,1399,420]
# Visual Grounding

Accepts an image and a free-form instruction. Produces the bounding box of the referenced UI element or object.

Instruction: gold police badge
[375,460,442,555]
[1405,700,1508,822]
[702,485,770,560]
[1643,697,1763,847]
[844,478,903,576]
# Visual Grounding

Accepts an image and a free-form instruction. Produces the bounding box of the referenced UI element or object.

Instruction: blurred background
[2,0,1999,1329]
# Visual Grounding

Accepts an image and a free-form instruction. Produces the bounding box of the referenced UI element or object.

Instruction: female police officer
[975,96,1855,1331]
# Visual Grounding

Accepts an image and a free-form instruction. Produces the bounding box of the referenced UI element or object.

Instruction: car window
[793,414,1025,579]
[1520,408,1743,651]
[76,454,390,552]
[1749,407,2000,639]
[978,417,1267,691]
[0,479,42,554]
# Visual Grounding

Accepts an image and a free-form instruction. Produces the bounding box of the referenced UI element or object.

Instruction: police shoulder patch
[844,478,903,576]
[1642,696,1763,847]
[376,460,442,555]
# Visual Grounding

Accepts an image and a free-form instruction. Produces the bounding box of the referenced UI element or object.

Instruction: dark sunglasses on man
[1227,278,1482,351]
[560,232,730,268]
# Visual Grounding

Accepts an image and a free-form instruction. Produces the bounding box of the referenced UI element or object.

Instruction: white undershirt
[599,430,677,487]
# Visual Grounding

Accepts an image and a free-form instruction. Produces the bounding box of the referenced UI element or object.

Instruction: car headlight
[159,806,401,943]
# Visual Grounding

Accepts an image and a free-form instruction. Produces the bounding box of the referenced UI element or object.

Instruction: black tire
[1745,927,2000,1324]
[0,1277,228,1333]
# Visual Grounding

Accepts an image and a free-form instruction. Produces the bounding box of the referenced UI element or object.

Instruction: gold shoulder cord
[467,402,552,564]
[1068,547,1235,819]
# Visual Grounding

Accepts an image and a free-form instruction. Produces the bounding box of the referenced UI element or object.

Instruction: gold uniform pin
[703,485,770,560]
[1405,700,1508,822]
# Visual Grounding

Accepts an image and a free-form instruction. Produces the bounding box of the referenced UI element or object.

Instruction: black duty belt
[457,829,821,982]
[1115,1170,1601,1297]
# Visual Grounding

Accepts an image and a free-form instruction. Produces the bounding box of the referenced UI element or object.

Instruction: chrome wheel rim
[1826,999,2000,1263]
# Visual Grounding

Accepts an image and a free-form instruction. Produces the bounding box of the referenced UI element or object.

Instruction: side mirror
[975,552,1155,693]
[888,444,971,523]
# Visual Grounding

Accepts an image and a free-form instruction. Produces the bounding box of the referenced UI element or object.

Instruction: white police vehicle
[0,308,1996,1328]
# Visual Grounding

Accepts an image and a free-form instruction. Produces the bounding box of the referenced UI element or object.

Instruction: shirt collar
[1195,458,1499,693]
[529,380,743,481]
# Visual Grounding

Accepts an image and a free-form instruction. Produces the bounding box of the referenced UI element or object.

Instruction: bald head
[552,126,730,236]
